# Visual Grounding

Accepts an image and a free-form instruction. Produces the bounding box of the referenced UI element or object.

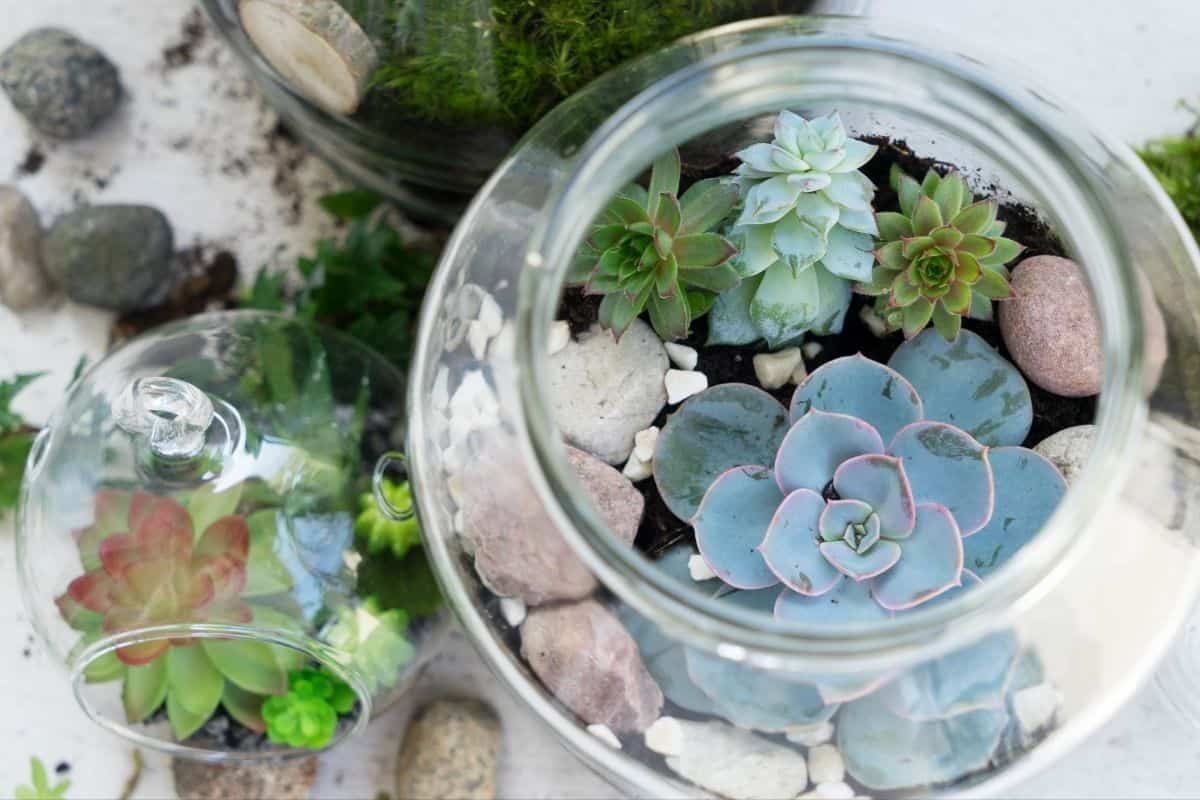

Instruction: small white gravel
[1013,682,1061,733]
[802,341,824,361]
[633,426,660,462]
[753,347,804,389]
[477,292,503,336]
[786,721,834,747]
[801,782,855,799]
[665,369,708,404]
[467,320,490,359]
[664,341,699,370]
[858,305,889,338]
[587,724,622,749]
[807,744,845,784]
[688,554,717,582]
[622,451,653,482]
[499,596,527,627]
[548,320,571,355]
[644,717,684,757]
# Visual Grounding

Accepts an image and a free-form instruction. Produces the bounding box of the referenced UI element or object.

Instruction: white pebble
[644,716,684,757]
[807,744,845,784]
[452,509,465,535]
[633,426,660,462]
[622,451,653,482]
[859,305,889,338]
[688,554,717,582]
[499,596,527,627]
[753,347,804,390]
[802,341,824,361]
[468,320,490,360]
[664,341,699,371]
[665,369,708,404]
[791,359,808,385]
[548,320,571,355]
[432,366,451,410]
[802,782,854,799]
[786,721,834,747]
[587,723,622,749]
[477,292,503,336]
[488,322,515,361]
[1013,682,1061,734]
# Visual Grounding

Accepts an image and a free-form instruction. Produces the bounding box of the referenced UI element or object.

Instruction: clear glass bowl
[17,311,448,761]
[200,0,864,223]
[405,15,1200,798]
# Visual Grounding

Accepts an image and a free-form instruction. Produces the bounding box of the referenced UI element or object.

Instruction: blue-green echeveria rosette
[654,331,1064,623]
[709,111,880,347]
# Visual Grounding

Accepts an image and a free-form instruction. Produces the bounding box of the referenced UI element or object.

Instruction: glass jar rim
[511,15,1146,670]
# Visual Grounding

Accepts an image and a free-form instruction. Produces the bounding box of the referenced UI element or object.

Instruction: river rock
[463,441,641,605]
[1033,424,1096,485]
[663,719,809,800]
[395,699,501,800]
[521,599,663,733]
[999,256,1102,397]
[0,185,52,308]
[43,205,174,311]
[0,29,121,138]
[548,320,668,464]
[172,757,317,800]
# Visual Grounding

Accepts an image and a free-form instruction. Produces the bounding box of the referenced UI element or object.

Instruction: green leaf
[597,291,640,335]
[911,194,944,236]
[655,253,679,298]
[897,173,922,217]
[673,233,737,268]
[706,274,762,346]
[678,179,738,236]
[875,240,908,271]
[222,682,268,733]
[168,645,225,717]
[318,190,383,221]
[123,657,169,723]
[0,372,42,435]
[980,236,1025,267]
[933,172,966,219]
[83,639,126,683]
[920,169,942,196]
[686,290,718,320]
[952,200,996,235]
[876,211,913,242]
[15,757,69,800]
[0,430,36,514]
[654,193,682,237]
[202,609,305,695]
[607,195,650,226]
[975,267,1016,300]
[647,290,691,341]
[902,297,935,338]
[167,690,211,741]
[931,301,964,340]
[647,148,682,218]
[241,268,289,312]
[679,263,741,293]
[185,483,244,538]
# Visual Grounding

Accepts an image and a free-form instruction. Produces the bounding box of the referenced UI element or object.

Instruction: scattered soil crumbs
[17,146,44,176]
[559,137,1097,557]
[161,8,208,71]
[111,246,239,342]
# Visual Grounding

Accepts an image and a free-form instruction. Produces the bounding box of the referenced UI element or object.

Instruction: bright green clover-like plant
[262,668,356,750]
[14,758,69,800]
[708,111,880,348]
[567,148,740,340]
[856,166,1023,339]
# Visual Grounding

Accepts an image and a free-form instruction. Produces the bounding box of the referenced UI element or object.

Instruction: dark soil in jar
[557,136,1097,558]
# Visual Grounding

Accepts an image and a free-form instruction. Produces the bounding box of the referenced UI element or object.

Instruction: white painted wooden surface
[1,0,1198,795]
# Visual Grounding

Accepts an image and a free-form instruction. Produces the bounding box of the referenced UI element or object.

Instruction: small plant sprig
[1140,117,1200,243]
[567,148,740,340]
[0,372,44,514]
[262,668,356,750]
[15,758,69,800]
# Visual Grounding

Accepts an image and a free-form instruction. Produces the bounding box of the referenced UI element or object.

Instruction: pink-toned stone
[520,599,664,732]
[463,443,642,606]
[999,256,1102,397]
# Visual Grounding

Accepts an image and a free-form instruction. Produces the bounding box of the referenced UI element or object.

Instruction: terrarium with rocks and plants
[17,311,447,760]
[202,0,863,220]
[404,16,1200,800]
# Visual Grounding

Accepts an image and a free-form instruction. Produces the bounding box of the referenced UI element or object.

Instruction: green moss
[361,0,807,128]
[1139,125,1200,243]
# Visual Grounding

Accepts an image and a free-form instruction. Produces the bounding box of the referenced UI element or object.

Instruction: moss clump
[1140,124,1200,243]
[360,0,806,128]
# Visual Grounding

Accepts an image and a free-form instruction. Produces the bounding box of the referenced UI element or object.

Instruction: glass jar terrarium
[201,0,864,223]
[17,311,448,760]
[406,15,1200,798]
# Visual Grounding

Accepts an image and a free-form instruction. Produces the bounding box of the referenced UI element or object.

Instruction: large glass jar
[17,312,448,761]
[405,16,1200,797]
[201,0,863,223]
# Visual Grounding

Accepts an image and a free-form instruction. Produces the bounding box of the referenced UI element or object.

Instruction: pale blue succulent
[709,111,880,347]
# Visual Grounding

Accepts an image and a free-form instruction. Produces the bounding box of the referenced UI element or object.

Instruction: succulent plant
[653,329,1063,623]
[323,597,416,695]
[355,479,422,558]
[708,111,880,348]
[262,667,356,750]
[567,147,741,340]
[856,166,1023,339]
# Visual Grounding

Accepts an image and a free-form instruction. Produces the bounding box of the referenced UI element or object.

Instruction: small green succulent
[262,668,356,750]
[15,758,69,800]
[323,597,416,695]
[857,166,1022,340]
[567,148,740,340]
[709,111,880,348]
[356,479,422,558]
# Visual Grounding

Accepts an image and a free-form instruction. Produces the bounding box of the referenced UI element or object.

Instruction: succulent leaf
[775,579,893,623]
[832,454,916,538]
[759,488,843,595]
[221,681,268,733]
[963,448,1065,576]
[871,503,964,610]
[887,329,1033,447]
[705,274,761,346]
[678,179,739,236]
[790,355,923,443]
[880,630,1019,721]
[618,592,721,716]
[167,645,224,719]
[692,466,782,589]
[821,539,902,581]
[750,261,851,348]
[820,227,876,282]
[888,422,993,536]
[686,648,837,731]
[818,499,875,542]
[774,410,885,495]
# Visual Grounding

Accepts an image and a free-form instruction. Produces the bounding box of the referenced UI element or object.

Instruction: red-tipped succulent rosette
[57,491,251,666]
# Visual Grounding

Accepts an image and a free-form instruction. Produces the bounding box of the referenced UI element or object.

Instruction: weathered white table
[1,0,1198,796]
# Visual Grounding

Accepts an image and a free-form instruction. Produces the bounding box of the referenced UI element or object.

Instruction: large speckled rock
[0,185,52,308]
[663,718,810,800]
[549,320,669,464]
[521,599,663,732]
[999,256,1102,397]
[0,29,121,138]
[172,757,317,800]
[1033,424,1096,485]
[395,699,501,800]
[464,442,642,605]
[42,205,174,311]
